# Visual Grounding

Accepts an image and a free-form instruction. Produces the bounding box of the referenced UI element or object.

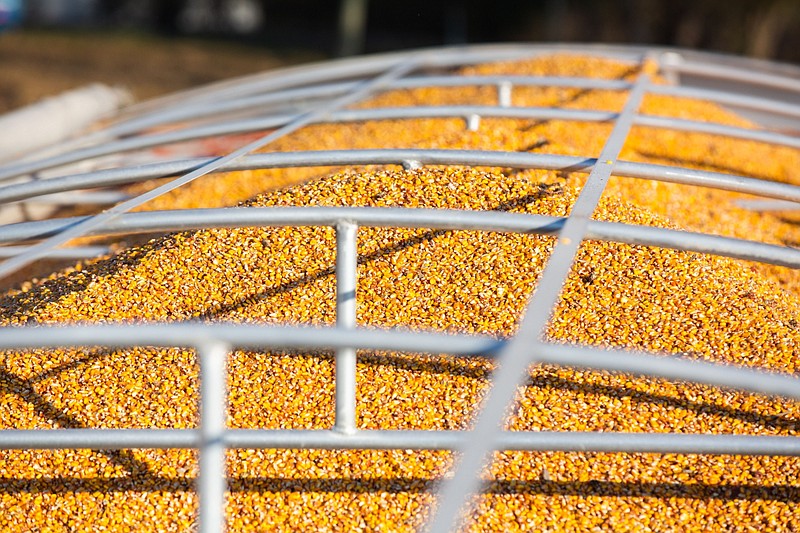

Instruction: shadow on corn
[0,235,177,323]
[0,364,161,480]
[525,372,800,434]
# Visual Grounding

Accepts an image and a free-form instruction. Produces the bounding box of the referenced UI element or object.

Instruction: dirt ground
[0,29,321,113]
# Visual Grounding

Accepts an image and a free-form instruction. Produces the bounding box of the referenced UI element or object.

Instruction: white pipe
[0,84,132,162]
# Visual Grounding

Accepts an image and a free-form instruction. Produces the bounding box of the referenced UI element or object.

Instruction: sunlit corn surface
[2,54,800,531]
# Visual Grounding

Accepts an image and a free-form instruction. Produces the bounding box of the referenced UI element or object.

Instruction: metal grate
[1,44,799,532]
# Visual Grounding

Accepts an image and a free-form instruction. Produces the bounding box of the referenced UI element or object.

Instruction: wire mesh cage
[1,44,800,531]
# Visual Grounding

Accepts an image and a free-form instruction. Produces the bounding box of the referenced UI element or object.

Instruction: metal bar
[335,221,358,434]
[3,207,800,270]
[650,84,800,120]
[736,199,800,212]
[5,150,800,207]
[636,114,800,149]
[0,323,504,357]
[0,322,796,399]
[583,220,800,269]
[198,341,230,533]
[0,429,201,449]
[0,245,110,259]
[427,74,651,533]
[658,53,800,94]
[13,190,130,205]
[2,428,800,456]
[0,58,421,282]
[497,81,513,107]
[534,342,800,400]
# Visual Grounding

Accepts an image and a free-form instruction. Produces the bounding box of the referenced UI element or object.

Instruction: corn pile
[2,54,800,531]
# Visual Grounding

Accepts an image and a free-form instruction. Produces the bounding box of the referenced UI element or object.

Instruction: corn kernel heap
[2,55,800,531]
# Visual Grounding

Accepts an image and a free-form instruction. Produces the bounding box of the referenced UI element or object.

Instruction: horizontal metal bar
[0,323,504,356]
[736,199,800,212]
[584,220,800,269]
[650,84,800,120]
[659,53,800,94]
[0,245,109,259]
[3,149,800,208]
[118,44,552,116]
[0,207,560,241]
[228,430,800,455]
[535,343,800,402]
[636,114,800,149]
[0,429,200,449]
[12,190,130,205]
[0,321,797,399]
[1,428,798,456]
[2,206,799,269]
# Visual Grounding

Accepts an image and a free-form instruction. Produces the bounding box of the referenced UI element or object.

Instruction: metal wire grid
[0,44,799,531]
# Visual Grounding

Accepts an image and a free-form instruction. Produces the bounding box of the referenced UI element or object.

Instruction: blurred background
[1,0,799,112]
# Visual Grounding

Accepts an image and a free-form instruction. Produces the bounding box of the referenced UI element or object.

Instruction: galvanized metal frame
[1,44,799,532]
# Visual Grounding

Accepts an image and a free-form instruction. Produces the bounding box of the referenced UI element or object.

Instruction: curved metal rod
[659,52,800,94]
[0,322,796,400]
[2,428,800,455]
[636,114,800,148]
[650,84,800,120]
[0,245,110,259]
[1,206,798,269]
[2,150,800,207]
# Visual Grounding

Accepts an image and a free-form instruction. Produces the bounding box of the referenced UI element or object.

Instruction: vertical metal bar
[497,81,513,107]
[335,221,358,434]
[425,73,651,533]
[659,52,683,86]
[198,341,230,533]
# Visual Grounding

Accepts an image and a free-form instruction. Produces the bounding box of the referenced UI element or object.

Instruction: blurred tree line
[526,0,800,61]
[28,0,800,62]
